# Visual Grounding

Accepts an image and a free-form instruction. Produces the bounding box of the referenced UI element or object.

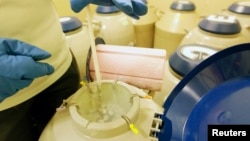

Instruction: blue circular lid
[59,16,82,33]
[170,0,196,11]
[229,1,250,15]
[96,5,120,14]
[199,14,242,34]
[183,76,250,141]
[169,44,218,76]
[158,43,250,141]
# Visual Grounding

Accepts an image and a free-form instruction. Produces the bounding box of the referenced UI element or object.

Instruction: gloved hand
[0,38,54,102]
[70,0,148,19]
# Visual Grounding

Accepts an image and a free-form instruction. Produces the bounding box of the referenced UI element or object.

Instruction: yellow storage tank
[220,1,250,35]
[39,80,164,141]
[154,0,200,59]
[132,5,158,48]
[191,0,241,16]
[59,16,91,80]
[179,14,250,50]
[152,44,217,106]
[92,5,136,46]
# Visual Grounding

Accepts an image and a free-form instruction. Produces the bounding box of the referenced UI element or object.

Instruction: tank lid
[228,1,250,14]
[183,76,250,141]
[96,5,120,14]
[59,16,82,33]
[169,44,217,76]
[170,0,195,11]
[199,15,241,34]
[159,43,250,141]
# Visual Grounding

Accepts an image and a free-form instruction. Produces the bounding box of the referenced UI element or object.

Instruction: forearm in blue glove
[0,38,54,102]
[70,0,148,19]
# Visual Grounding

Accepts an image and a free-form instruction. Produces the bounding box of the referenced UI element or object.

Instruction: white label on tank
[238,1,250,6]
[207,15,236,23]
[181,46,217,61]
[179,0,190,4]
[59,17,72,23]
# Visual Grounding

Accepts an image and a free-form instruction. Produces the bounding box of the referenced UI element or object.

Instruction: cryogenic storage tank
[132,5,158,48]
[154,0,200,58]
[220,1,250,35]
[92,5,136,46]
[191,0,238,16]
[60,16,91,80]
[39,80,164,141]
[152,44,217,106]
[179,14,250,50]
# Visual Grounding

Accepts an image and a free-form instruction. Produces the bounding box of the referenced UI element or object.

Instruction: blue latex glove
[0,38,54,102]
[70,0,148,19]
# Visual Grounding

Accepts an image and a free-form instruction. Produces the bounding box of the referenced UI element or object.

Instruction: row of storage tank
[60,0,250,106]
